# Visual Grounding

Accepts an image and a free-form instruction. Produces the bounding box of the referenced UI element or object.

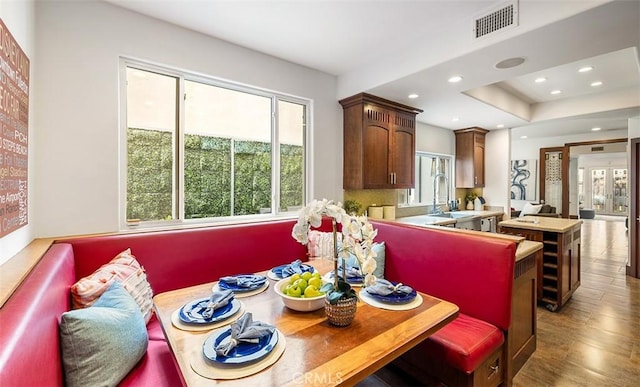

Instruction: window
[398,152,453,208]
[121,60,308,228]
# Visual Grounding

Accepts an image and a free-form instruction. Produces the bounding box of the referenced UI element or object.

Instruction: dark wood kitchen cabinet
[339,93,423,189]
[454,127,489,188]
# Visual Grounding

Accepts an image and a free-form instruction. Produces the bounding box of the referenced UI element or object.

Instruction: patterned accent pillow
[307,231,342,258]
[71,249,154,323]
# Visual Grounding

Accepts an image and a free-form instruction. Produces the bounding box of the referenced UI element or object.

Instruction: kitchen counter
[455,210,505,218]
[499,216,582,233]
[395,210,504,228]
[516,240,543,262]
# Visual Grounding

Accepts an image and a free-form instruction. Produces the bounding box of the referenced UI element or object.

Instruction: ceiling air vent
[473,1,519,39]
[591,146,605,152]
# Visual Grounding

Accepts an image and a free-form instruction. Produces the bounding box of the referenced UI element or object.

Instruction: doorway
[581,166,628,216]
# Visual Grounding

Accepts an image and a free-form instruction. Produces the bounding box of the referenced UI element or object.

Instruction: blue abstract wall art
[511,159,537,201]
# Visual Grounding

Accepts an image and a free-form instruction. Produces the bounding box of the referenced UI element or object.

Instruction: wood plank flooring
[361,217,639,386]
[513,216,640,387]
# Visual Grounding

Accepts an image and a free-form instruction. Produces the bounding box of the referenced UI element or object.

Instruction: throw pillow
[307,231,342,258]
[372,242,386,279]
[341,242,386,279]
[71,248,154,323]
[60,282,148,387]
[519,202,543,217]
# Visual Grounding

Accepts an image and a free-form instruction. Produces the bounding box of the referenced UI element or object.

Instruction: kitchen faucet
[431,173,449,214]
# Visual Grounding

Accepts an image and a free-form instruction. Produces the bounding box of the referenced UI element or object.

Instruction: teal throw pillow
[341,241,386,279]
[60,282,148,387]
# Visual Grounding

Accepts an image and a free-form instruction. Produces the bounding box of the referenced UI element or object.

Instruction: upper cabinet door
[340,93,422,190]
[392,111,416,188]
[454,127,488,188]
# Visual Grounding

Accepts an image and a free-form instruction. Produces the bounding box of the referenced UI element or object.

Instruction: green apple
[289,273,301,283]
[301,271,313,281]
[308,277,323,289]
[304,285,321,297]
[292,278,308,292]
[286,285,302,297]
[311,272,321,279]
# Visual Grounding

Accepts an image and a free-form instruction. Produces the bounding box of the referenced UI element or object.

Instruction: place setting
[267,259,315,280]
[190,312,286,380]
[358,278,423,311]
[171,289,246,332]
[212,273,269,297]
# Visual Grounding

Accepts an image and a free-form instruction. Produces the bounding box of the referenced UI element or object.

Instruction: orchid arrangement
[291,199,378,302]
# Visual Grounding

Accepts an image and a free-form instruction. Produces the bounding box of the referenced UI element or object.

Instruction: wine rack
[498,222,581,312]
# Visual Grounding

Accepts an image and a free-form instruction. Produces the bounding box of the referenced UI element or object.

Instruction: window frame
[118,58,312,230]
[398,151,454,208]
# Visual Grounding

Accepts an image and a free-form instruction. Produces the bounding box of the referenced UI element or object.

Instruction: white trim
[118,56,311,230]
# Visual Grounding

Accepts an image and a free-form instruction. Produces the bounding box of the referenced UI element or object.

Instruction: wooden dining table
[153,259,459,386]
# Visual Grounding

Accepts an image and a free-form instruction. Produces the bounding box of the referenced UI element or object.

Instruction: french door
[589,167,628,215]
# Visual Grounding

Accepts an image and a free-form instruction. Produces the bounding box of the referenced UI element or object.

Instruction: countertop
[516,240,543,262]
[499,216,583,233]
[395,210,505,227]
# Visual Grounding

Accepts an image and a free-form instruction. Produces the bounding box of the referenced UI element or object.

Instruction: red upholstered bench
[402,314,506,386]
[372,220,516,387]
[2,218,516,386]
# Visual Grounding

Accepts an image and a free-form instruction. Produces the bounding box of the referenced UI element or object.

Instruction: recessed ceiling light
[591,127,601,131]
[496,124,504,128]
[408,93,419,99]
[495,57,526,69]
[550,90,562,95]
[448,75,463,83]
[578,66,594,73]
[452,117,459,122]
[534,77,547,83]
[520,135,528,139]
[590,81,603,87]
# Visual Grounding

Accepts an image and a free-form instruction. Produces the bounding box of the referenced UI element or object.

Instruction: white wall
[485,129,511,213]
[34,1,341,238]
[0,0,35,264]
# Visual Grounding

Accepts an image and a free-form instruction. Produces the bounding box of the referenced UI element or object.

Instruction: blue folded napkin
[281,259,313,277]
[366,279,413,296]
[219,274,266,288]
[201,289,234,320]
[338,265,362,279]
[215,313,275,357]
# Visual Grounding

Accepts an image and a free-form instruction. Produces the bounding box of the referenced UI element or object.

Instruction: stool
[579,208,595,219]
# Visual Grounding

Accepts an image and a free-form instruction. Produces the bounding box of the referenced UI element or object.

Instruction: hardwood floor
[362,217,639,386]
[513,216,640,387]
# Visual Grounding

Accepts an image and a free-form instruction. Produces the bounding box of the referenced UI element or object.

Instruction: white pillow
[307,231,342,258]
[520,202,543,217]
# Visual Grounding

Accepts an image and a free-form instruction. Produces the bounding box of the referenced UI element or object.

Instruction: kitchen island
[499,216,582,312]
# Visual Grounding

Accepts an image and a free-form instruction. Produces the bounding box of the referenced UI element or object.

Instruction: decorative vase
[466,200,474,210]
[324,297,358,326]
